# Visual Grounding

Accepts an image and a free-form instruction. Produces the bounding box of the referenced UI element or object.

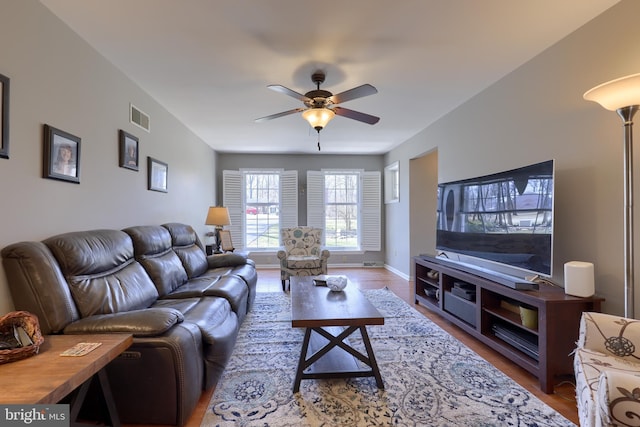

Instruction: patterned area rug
[202,287,575,426]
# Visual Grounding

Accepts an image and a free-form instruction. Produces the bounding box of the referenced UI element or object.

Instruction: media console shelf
[413,255,604,393]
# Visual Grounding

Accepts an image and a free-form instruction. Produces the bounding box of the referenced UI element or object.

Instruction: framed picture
[119,129,139,171]
[148,157,168,192]
[43,124,81,184]
[0,73,9,159]
[219,230,235,252]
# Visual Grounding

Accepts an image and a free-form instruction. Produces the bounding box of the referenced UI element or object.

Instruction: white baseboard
[251,262,411,281]
[384,264,410,281]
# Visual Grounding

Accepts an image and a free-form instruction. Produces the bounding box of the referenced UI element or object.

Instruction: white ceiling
[40,0,619,155]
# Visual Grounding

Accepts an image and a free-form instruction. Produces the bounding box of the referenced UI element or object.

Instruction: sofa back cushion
[44,230,159,318]
[2,241,81,334]
[123,225,189,296]
[162,223,208,278]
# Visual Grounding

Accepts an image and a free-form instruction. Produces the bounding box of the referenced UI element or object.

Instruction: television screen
[436,159,554,277]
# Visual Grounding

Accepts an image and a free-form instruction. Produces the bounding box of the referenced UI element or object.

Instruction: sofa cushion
[44,230,159,317]
[162,223,208,278]
[139,250,188,296]
[176,246,208,278]
[124,225,189,296]
[68,260,159,317]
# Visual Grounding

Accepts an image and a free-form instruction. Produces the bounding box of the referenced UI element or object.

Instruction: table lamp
[584,72,640,317]
[205,206,231,254]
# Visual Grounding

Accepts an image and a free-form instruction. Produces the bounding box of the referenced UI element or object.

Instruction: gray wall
[0,0,217,314]
[217,153,385,267]
[385,0,640,315]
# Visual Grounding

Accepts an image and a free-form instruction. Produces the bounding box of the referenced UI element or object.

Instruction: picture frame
[219,230,235,252]
[148,157,168,192]
[119,129,139,171]
[43,124,81,184]
[0,73,9,159]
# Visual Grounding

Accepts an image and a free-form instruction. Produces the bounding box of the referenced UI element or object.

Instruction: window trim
[223,169,298,252]
[307,169,381,252]
[384,161,400,204]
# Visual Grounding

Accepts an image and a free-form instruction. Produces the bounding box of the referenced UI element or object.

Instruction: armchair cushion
[574,312,640,427]
[286,255,323,269]
[597,370,640,427]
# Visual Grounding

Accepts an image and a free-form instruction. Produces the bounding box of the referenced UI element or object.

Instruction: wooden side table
[0,334,132,426]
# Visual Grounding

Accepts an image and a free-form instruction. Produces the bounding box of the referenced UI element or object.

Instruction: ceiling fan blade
[267,85,311,102]
[333,106,380,125]
[255,108,306,123]
[329,84,378,104]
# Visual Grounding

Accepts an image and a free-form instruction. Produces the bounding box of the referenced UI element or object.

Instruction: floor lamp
[584,72,640,318]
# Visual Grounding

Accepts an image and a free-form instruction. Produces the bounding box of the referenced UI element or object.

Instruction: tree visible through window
[244,172,280,249]
[324,172,359,248]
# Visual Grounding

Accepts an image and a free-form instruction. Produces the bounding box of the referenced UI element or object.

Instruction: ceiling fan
[256,71,379,150]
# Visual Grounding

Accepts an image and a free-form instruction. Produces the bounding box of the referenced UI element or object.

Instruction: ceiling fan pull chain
[317,130,321,151]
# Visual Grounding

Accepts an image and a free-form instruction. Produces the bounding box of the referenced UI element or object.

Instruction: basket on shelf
[0,311,44,364]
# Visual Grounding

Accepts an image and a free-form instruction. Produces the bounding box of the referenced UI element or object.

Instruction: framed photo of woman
[43,124,81,184]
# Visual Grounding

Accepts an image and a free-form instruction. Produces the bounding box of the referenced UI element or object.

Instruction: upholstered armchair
[574,312,640,427]
[277,227,330,291]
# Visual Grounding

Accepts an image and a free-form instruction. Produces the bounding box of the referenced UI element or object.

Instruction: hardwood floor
[159,267,580,427]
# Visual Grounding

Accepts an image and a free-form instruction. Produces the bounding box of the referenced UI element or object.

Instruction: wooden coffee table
[290,277,384,393]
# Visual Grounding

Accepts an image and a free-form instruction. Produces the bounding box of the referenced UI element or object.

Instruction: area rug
[202,287,575,426]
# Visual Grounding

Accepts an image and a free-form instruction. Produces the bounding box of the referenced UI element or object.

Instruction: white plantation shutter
[280,170,298,230]
[361,171,381,251]
[307,171,324,229]
[223,170,244,251]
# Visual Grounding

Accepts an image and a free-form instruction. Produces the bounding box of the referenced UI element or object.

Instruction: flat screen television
[436,159,554,278]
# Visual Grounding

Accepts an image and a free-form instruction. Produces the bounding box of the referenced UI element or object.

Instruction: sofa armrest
[321,249,330,261]
[578,312,640,360]
[63,307,184,337]
[597,370,640,427]
[207,253,248,268]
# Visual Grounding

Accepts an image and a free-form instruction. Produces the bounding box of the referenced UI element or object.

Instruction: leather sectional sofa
[1,222,257,426]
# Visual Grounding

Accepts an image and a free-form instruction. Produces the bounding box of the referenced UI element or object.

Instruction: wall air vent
[130,103,150,132]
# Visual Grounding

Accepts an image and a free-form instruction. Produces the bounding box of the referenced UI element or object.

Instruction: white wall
[0,0,216,314]
[385,0,640,315]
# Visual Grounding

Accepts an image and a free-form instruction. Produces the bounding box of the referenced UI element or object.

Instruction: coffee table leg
[293,328,312,393]
[360,326,384,389]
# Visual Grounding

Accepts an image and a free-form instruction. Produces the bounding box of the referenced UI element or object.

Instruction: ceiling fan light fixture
[302,107,335,132]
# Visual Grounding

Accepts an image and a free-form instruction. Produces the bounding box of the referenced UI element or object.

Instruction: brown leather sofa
[1,222,257,426]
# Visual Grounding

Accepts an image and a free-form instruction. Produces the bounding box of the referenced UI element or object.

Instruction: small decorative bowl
[326,276,347,292]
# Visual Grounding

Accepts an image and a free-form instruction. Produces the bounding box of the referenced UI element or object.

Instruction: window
[384,161,399,203]
[223,169,298,251]
[325,172,359,248]
[308,170,381,251]
[244,172,281,249]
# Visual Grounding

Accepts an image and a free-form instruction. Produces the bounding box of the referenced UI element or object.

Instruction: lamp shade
[205,206,231,226]
[583,73,640,111]
[302,108,335,130]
